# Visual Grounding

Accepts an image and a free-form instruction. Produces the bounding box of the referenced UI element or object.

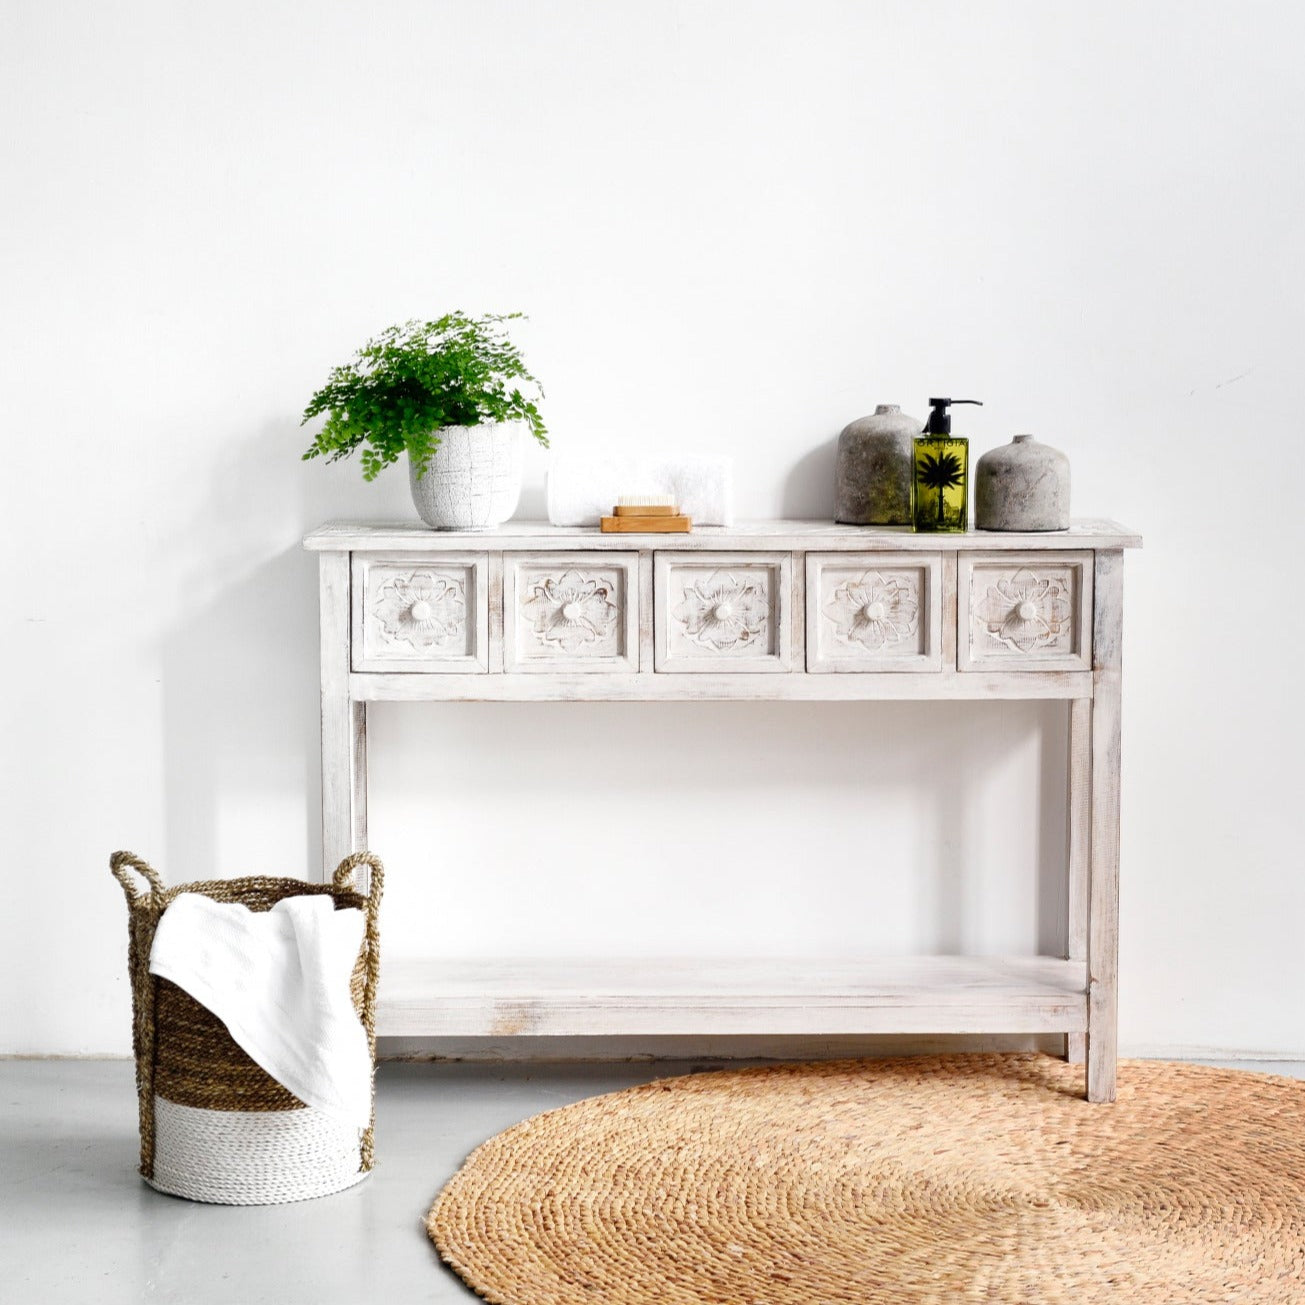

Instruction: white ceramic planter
[408,422,525,530]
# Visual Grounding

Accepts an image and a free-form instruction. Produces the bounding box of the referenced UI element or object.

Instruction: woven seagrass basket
[111,849,384,1205]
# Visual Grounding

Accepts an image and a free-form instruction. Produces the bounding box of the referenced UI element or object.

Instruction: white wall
[3,0,1302,1058]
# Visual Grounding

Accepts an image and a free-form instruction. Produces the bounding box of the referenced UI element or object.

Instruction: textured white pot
[407,422,525,530]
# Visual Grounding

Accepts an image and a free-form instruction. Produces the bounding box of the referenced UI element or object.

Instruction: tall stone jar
[975,434,1071,531]
[834,404,921,525]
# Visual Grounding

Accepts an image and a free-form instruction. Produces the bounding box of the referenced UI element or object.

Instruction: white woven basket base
[149,1095,367,1205]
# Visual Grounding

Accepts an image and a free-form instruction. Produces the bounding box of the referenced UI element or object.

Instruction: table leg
[1066,696,1091,1065]
[319,552,368,883]
[1086,550,1124,1102]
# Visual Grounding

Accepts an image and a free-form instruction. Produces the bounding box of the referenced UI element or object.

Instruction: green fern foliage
[301,313,548,480]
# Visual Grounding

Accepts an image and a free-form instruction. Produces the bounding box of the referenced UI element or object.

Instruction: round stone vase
[408,422,525,530]
[975,434,1070,531]
[834,405,921,525]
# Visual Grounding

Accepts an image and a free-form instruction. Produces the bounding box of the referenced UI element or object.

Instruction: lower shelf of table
[375,955,1089,1038]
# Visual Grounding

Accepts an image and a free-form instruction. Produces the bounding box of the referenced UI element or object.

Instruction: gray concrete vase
[975,434,1070,531]
[834,404,921,525]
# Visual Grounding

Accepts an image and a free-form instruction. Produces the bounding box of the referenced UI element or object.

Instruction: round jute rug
[426,1054,1305,1304]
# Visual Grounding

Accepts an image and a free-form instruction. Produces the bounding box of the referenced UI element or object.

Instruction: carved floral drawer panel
[654,552,793,673]
[504,552,639,673]
[806,552,943,673]
[958,552,1093,672]
[352,554,489,673]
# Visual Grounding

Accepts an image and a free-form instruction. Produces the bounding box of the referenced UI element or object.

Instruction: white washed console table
[306,519,1140,1101]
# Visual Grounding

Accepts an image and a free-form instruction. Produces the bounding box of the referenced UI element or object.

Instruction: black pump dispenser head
[922,397,982,435]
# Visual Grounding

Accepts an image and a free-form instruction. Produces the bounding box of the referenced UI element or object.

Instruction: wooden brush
[616,495,676,514]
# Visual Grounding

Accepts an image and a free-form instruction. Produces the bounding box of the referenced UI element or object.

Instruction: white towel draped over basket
[149,892,373,1128]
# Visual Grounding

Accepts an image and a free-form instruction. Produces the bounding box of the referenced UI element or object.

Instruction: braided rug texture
[427,1054,1305,1304]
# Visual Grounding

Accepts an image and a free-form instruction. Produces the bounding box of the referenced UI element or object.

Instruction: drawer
[655,552,792,673]
[958,552,1092,672]
[806,553,942,672]
[504,552,639,673]
[352,554,489,672]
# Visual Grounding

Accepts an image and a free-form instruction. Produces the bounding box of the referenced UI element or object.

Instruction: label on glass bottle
[913,436,969,532]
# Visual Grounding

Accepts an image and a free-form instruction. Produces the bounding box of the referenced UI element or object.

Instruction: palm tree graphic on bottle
[913,397,981,533]
[916,449,966,526]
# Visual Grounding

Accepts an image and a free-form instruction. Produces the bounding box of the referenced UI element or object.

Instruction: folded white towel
[149,893,372,1129]
[546,454,734,526]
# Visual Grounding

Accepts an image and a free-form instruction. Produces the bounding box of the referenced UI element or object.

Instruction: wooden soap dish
[601,498,692,533]
[601,514,693,533]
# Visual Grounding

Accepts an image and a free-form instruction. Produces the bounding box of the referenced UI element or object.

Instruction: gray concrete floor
[3,1057,1302,1304]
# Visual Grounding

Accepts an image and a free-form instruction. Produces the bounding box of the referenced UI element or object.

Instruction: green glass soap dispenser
[913,397,982,532]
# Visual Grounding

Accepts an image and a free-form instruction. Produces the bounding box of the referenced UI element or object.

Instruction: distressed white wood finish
[350,670,1094,702]
[790,544,807,672]
[806,552,942,673]
[503,551,638,673]
[637,550,655,671]
[307,519,1139,1099]
[941,552,959,670]
[1066,695,1091,1066]
[486,552,505,674]
[306,519,1142,553]
[655,551,793,673]
[352,553,488,674]
[377,957,1089,1037]
[318,553,366,883]
[1087,550,1125,1102]
[959,552,1093,672]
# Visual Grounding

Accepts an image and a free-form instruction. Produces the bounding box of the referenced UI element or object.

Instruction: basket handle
[333,851,385,1089]
[110,850,165,904]
[332,850,384,923]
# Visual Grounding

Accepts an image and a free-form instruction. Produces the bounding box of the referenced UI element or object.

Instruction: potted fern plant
[301,313,548,529]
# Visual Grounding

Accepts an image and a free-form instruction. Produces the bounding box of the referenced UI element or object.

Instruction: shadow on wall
[781,434,838,519]
[1037,708,1071,957]
[370,697,1070,960]
[154,418,384,882]
[772,426,1070,953]
[153,421,1072,966]
[159,545,320,880]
